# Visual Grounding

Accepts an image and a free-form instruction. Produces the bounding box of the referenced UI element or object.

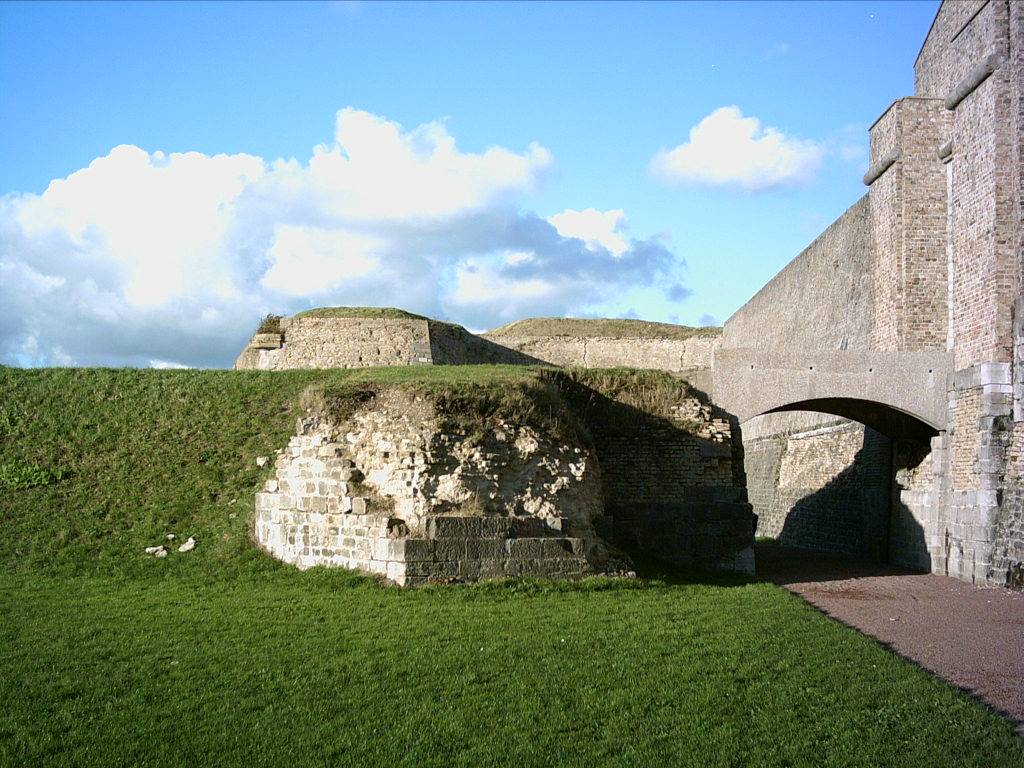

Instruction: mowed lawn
[3,570,1023,768]
[1,367,1022,766]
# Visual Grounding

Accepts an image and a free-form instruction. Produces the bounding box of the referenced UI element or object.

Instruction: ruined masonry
[255,433,589,586]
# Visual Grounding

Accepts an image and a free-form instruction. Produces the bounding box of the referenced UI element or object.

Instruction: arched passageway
[737,402,936,573]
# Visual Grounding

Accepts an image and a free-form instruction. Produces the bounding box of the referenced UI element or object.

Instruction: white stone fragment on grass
[154,548,168,558]
[178,537,197,553]
[144,546,163,555]
[256,456,270,467]
[166,533,176,541]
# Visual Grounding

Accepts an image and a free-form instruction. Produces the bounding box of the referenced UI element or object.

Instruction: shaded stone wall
[566,382,754,574]
[744,420,892,560]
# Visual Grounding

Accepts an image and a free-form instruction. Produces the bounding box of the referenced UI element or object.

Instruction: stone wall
[715,1,1024,587]
[720,195,894,564]
[255,421,593,586]
[914,0,1018,368]
[722,196,873,352]
[867,97,950,352]
[479,333,721,372]
[255,376,754,584]
[560,375,755,574]
[744,421,892,559]
[236,316,432,370]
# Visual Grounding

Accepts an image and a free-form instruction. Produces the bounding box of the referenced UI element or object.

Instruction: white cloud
[149,359,189,369]
[0,108,685,367]
[261,225,381,296]
[547,208,629,257]
[651,106,823,191]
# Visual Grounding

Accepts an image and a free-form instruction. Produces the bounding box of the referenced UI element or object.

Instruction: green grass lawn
[1,367,1021,766]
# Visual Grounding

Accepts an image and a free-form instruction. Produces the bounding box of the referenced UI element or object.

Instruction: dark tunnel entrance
[740,399,936,576]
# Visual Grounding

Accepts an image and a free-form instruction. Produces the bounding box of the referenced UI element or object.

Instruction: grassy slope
[486,317,723,340]
[1,366,1021,766]
[0,365,540,578]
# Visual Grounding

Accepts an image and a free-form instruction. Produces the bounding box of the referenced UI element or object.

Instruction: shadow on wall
[427,323,546,366]
[775,427,929,570]
[552,376,756,573]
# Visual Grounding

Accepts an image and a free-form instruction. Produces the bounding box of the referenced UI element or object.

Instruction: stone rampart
[479,334,720,372]
[722,196,873,352]
[234,314,535,370]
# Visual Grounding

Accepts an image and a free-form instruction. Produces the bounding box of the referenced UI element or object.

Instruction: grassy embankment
[1,366,1021,767]
[486,316,722,340]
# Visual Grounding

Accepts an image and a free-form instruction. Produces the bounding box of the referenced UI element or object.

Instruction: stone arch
[710,348,953,439]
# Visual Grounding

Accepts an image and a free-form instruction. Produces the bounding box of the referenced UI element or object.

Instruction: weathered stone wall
[236,316,432,370]
[479,334,721,372]
[234,315,535,371]
[255,424,592,586]
[426,322,539,366]
[562,377,755,573]
[255,378,754,584]
[744,421,891,559]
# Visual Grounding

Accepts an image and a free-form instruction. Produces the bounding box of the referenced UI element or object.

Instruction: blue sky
[0,0,939,367]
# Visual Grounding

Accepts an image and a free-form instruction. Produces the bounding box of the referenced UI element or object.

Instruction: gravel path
[756,543,1024,729]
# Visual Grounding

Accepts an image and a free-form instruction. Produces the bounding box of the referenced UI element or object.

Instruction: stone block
[479,517,513,539]
[466,539,506,559]
[386,561,406,582]
[426,516,482,539]
[506,538,543,558]
[433,539,467,562]
[541,538,575,558]
[401,539,435,562]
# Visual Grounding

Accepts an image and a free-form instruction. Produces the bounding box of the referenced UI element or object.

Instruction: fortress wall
[721,196,889,556]
[917,0,1018,369]
[235,317,432,370]
[574,383,754,573]
[477,334,720,372]
[867,98,950,352]
[425,322,539,366]
[908,1,1023,584]
[744,422,892,559]
[722,195,874,351]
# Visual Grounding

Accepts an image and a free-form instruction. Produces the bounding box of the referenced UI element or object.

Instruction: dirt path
[756,543,1024,730]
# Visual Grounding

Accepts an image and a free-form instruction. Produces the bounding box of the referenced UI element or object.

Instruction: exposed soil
[756,543,1024,730]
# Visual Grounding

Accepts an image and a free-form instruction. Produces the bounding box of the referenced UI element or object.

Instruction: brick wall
[867,98,950,352]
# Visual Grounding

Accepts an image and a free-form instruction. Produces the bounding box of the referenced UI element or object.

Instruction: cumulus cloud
[0,108,687,367]
[547,208,629,257]
[651,106,823,191]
